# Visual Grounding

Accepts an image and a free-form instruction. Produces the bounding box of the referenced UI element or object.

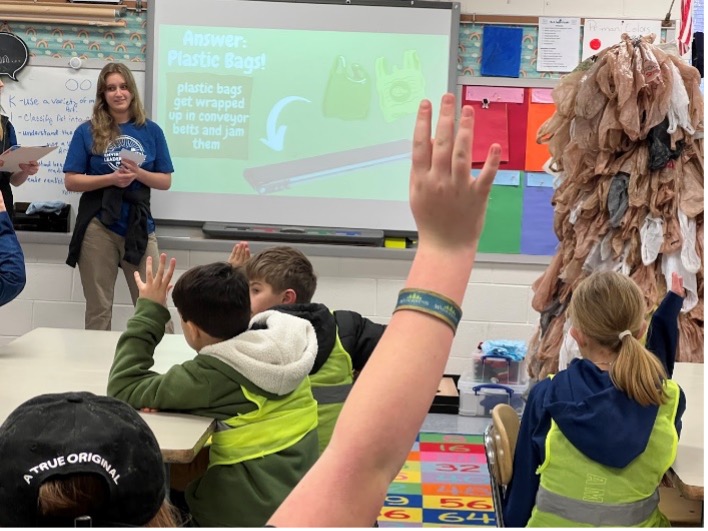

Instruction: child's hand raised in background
[135,253,176,307]
[228,241,251,267]
[670,271,685,298]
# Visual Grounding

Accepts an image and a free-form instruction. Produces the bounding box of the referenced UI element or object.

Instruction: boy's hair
[568,271,668,406]
[245,246,317,303]
[172,262,251,340]
[0,392,170,527]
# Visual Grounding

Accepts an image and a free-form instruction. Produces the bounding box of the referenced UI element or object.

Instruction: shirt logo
[104,135,144,171]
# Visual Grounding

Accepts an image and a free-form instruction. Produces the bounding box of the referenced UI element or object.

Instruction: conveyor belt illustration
[244,139,411,194]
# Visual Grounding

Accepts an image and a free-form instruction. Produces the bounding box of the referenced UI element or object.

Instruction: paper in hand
[118,149,146,165]
[0,145,57,173]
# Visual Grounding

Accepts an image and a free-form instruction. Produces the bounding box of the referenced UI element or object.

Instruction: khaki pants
[78,218,173,332]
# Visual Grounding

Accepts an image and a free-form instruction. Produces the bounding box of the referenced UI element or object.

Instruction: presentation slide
[160,26,447,198]
[148,0,458,231]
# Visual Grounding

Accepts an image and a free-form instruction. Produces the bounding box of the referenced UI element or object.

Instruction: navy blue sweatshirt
[0,210,25,305]
[502,292,686,527]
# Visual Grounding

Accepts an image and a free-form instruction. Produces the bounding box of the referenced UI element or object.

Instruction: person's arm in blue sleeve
[502,379,551,527]
[646,273,684,378]
[0,193,25,305]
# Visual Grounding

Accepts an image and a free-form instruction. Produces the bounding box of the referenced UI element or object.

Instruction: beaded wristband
[394,288,463,333]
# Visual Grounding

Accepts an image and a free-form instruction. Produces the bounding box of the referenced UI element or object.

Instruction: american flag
[678,0,694,55]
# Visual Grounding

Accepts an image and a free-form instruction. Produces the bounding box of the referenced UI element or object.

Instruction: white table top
[0,327,214,463]
[669,362,704,500]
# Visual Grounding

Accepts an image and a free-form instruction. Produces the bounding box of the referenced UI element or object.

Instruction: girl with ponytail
[504,271,686,528]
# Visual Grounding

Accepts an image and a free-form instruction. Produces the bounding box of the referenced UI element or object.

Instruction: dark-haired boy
[107,256,319,527]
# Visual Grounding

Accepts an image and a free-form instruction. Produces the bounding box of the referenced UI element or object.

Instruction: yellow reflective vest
[309,329,354,454]
[527,378,680,527]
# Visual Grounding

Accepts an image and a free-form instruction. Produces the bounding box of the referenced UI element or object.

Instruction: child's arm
[0,193,25,306]
[646,272,684,378]
[107,299,213,410]
[268,94,501,527]
[107,255,212,411]
[333,310,386,371]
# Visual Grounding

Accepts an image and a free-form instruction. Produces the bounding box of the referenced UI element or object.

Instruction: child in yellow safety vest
[503,271,686,527]
[228,243,386,453]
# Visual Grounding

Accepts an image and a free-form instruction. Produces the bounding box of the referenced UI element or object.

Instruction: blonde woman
[504,271,686,527]
[64,62,173,331]
[0,78,40,221]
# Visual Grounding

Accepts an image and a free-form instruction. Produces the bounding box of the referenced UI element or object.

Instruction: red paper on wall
[470,102,509,163]
[466,89,529,171]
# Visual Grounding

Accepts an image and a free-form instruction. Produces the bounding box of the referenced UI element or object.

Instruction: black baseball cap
[0,392,166,526]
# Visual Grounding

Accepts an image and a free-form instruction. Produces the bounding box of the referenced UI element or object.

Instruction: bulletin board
[466,86,558,256]
[458,15,673,256]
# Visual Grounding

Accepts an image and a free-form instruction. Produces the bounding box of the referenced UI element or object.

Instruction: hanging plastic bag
[323,55,371,121]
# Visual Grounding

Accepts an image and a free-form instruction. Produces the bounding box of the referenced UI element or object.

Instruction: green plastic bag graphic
[322,55,371,120]
[375,50,426,123]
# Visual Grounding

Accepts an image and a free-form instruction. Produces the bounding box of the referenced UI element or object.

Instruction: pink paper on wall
[531,88,554,104]
[470,102,510,163]
[464,86,525,104]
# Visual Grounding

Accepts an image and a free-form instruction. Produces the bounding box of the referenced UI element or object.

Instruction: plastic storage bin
[457,369,526,417]
[472,352,528,386]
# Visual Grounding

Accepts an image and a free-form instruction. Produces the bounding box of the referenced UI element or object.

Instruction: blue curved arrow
[260,96,310,152]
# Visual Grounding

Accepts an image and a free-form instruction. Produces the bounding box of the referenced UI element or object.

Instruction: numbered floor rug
[377,432,495,527]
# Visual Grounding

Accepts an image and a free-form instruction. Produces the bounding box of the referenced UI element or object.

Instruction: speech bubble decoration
[0,33,29,81]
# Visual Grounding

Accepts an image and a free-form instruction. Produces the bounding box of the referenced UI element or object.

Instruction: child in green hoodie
[107,261,319,527]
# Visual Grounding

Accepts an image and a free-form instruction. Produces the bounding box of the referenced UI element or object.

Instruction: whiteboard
[2,61,145,211]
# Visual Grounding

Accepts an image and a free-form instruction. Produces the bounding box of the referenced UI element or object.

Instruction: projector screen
[147,0,460,232]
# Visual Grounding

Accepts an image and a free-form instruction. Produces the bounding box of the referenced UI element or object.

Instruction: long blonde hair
[37,474,180,527]
[91,62,146,154]
[568,271,667,406]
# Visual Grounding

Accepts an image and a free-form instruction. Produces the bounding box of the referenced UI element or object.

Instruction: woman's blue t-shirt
[63,119,174,236]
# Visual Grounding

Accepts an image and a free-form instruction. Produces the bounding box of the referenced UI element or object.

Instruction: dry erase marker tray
[202,222,384,246]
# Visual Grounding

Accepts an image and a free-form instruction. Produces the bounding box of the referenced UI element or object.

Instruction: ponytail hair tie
[618,330,632,340]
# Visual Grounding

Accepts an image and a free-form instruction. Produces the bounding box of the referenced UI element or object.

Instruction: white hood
[199,310,317,396]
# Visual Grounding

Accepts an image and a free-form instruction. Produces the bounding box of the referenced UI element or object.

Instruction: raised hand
[409,93,501,255]
[228,241,251,267]
[134,253,176,307]
[670,272,685,297]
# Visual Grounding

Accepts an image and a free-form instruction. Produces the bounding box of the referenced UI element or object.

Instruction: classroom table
[0,327,214,463]
[668,362,704,501]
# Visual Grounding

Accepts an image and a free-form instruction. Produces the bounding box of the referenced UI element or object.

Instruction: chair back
[483,404,520,527]
[483,423,505,527]
[491,404,520,485]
